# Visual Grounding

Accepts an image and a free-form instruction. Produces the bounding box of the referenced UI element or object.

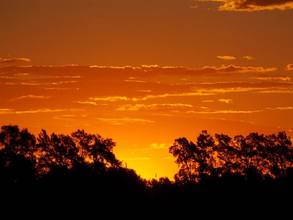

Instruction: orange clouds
[96,117,155,125]
[0,57,31,67]
[199,0,293,11]
[286,64,293,71]
[200,64,277,73]
[0,108,66,115]
[217,55,254,61]
[218,98,233,104]
[1,62,293,179]
[13,95,50,101]
[217,55,236,60]
[243,56,254,60]
[116,103,194,111]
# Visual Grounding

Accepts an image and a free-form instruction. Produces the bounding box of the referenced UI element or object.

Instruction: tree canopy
[170,130,293,183]
[1,125,293,207]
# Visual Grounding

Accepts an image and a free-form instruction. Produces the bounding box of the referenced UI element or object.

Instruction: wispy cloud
[202,100,215,103]
[254,76,291,82]
[187,106,293,115]
[96,117,155,125]
[77,101,109,106]
[20,82,42,86]
[195,87,267,94]
[91,96,129,102]
[89,65,136,69]
[87,64,276,74]
[12,95,50,101]
[187,109,262,114]
[116,103,193,111]
[89,92,213,104]
[217,55,236,60]
[197,0,293,11]
[286,64,293,71]
[218,99,233,104]
[44,87,80,91]
[84,87,267,105]
[243,56,254,60]
[266,106,293,111]
[0,109,13,114]
[149,143,168,149]
[0,57,31,67]
[0,108,82,115]
[53,114,77,121]
[257,89,293,94]
[15,109,67,114]
[200,64,277,73]
[124,79,146,83]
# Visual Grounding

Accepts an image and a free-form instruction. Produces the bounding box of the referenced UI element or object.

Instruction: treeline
[170,130,293,182]
[1,125,293,207]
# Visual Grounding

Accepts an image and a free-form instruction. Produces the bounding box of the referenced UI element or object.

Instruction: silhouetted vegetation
[1,125,293,209]
[170,130,293,183]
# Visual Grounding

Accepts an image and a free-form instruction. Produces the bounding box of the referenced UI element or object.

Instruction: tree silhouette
[170,130,293,183]
[1,124,293,207]
[0,125,36,185]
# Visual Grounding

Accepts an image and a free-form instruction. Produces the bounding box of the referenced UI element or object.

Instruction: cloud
[53,114,77,121]
[1,64,276,77]
[96,117,155,125]
[138,92,214,100]
[243,56,254,60]
[0,109,13,114]
[20,82,42,86]
[89,65,137,70]
[13,95,50,101]
[137,90,152,93]
[218,98,233,104]
[200,64,277,73]
[187,106,293,115]
[87,64,278,74]
[197,87,266,94]
[0,108,82,115]
[141,64,160,68]
[124,79,146,83]
[202,100,215,103]
[90,96,129,102]
[77,101,109,106]
[266,106,293,110]
[0,57,31,67]
[286,64,293,71]
[198,0,293,11]
[15,109,67,114]
[44,87,79,91]
[0,108,64,115]
[217,55,237,60]
[254,76,291,81]
[257,89,293,94]
[88,92,214,104]
[149,143,168,149]
[83,87,267,105]
[202,99,233,104]
[116,103,193,111]
[187,109,262,114]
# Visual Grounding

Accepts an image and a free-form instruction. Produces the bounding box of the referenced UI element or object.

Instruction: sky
[1,0,293,179]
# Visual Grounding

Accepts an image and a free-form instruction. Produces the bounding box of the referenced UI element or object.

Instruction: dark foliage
[0,125,293,211]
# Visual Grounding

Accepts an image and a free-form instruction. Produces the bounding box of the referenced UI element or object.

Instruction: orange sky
[1,0,293,179]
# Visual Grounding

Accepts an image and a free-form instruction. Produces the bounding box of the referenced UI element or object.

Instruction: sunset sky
[1,0,293,179]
